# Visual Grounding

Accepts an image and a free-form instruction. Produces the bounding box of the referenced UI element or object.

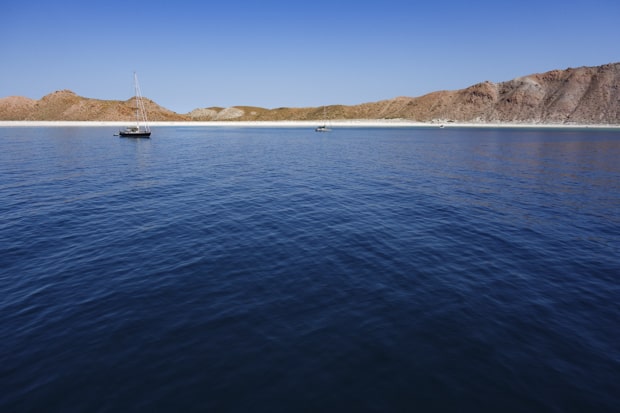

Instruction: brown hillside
[1,63,619,124]
[0,90,188,121]
[186,63,620,124]
[0,96,37,119]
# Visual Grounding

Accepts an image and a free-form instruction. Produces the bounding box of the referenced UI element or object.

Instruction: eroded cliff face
[2,63,619,124]
[420,63,620,124]
[370,63,620,124]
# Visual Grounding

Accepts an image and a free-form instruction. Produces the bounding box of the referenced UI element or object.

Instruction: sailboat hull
[119,131,151,138]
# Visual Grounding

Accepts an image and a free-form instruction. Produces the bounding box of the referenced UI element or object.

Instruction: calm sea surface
[1,126,619,412]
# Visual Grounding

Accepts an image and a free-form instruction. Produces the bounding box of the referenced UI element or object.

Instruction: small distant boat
[315,106,331,132]
[119,72,151,138]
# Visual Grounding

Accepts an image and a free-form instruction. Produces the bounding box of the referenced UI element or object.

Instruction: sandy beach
[1,120,619,129]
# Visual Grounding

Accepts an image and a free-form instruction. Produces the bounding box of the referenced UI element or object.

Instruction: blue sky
[1,0,619,113]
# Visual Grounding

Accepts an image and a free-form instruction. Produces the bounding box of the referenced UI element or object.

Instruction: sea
[1,125,619,412]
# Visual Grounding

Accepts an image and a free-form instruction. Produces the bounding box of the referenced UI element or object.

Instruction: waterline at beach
[1,120,619,129]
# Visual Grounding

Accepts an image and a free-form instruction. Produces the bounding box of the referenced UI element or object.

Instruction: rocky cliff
[2,63,619,124]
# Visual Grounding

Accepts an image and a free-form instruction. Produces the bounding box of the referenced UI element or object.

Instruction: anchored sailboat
[119,72,151,138]
[315,106,331,132]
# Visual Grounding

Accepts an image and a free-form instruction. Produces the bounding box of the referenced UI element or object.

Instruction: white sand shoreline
[1,120,619,129]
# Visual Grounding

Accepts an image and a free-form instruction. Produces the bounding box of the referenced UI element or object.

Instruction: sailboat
[119,72,151,138]
[315,106,331,132]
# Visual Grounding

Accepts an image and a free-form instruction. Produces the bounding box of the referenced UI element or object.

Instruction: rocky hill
[2,63,619,124]
[0,90,187,122]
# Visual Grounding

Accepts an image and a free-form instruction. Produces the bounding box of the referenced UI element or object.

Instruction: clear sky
[1,0,619,113]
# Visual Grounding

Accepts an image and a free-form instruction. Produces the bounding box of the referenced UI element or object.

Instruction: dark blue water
[1,126,619,412]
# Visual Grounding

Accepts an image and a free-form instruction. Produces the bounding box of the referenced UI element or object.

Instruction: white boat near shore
[315,106,331,132]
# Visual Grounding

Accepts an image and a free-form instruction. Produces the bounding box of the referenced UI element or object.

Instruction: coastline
[1,120,619,129]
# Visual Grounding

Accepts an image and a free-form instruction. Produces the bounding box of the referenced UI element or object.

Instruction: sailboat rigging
[119,72,151,138]
[315,106,331,132]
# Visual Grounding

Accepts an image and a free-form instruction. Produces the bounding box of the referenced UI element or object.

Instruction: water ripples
[1,126,619,412]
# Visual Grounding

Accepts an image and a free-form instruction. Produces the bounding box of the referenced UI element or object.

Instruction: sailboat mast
[133,72,139,128]
[132,72,150,132]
